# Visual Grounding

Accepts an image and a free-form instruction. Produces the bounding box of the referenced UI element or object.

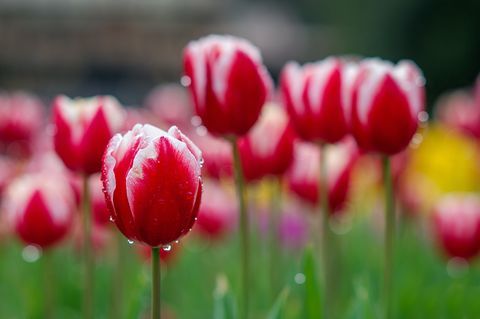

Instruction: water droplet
[174,240,179,244]
[196,126,207,137]
[198,158,205,167]
[180,75,191,87]
[22,245,42,263]
[190,116,202,127]
[418,111,429,123]
[127,240,134,245]
[294,273,306,285]
[194,217,198,221]
[109,216,115,222]
[163,244,172,251]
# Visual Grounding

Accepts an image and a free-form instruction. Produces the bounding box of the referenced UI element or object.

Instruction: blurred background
[1,0,479,110]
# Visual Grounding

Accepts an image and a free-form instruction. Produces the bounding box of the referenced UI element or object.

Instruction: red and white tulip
[183,35,273,136]
[102,124,203,247]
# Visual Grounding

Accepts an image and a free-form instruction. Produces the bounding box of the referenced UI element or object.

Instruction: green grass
[1,215,479,319]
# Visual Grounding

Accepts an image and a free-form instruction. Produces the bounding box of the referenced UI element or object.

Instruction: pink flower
[102,124,203,247]
[238,103,296,182]
[280,58,349,143]
[195,180,237,240]
[350,59,425,155]
[287,139,358,213]
[53,95,125,175]
[4,172,75,248]
[0,92,44,157]
[433,195,480,260]
[183,35,272,136]
[191,132,233,179]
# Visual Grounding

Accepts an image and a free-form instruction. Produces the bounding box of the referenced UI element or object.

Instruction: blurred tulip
[238,103,295,182]
[123,107,156,132]
[0,92,44,157]
[73,219,112,254]
[436,90,480,139]
[145,84,193,130]
[102,124,203,247]
[278,203,309,251]
[0,155,20,195]
[433,195,480,260]
[53,95,125,175]
[287,139,358,213]
[4,172,75,248]
[280,57,349,143]
[89,174,110,226]
[195,180,237,240]
[191,132,233,179]
[183,35,272,136]
[350,59,425,155]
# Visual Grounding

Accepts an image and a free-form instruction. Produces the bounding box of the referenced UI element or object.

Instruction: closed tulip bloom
[195,180,237,239]
[192,132,233,179]
[102,124,203,247]
[287,139,358,213]
[350,59,425,155]
[280,58,348,143]
[4,172,75,248]
[53,95,125,175]
[0,92,44,156]
[238,103,295,182]
[183,35,273,136]
[433,195,480,260]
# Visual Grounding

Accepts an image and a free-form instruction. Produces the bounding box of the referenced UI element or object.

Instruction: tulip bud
[4,172,75,248]
[195,180,237,240]
[350,59,425,155]
[436,90,480,139]
[183,35,273,136]
[0,92,44,157]
[192,132,233,179]
[280,58,349,143]
[238,103,295,182]
[53,95,125,175]
[287,139,358,213]
[102,124,203,247]
[432,195,480,260]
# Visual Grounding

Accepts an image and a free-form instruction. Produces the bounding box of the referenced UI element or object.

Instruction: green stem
[43,250,54,319]
[269,178,282,302]
[383,157,394,319]
[319,143,334,319]
[109,232,126,319]
[231,138,250,319]
[152,247,161,319]
[82,176,93,319]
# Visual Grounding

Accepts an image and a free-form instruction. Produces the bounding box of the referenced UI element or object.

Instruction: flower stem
[43,250,54,319]
[269,178,282,302]
[109,231,126,319]
[82,176,93,319]
[383,156,394,319]
[231,138,250,319]
[152,247,161,319]
[319,143,334,319]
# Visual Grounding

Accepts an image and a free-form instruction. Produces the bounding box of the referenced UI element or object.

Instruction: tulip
[191,131,233,179]
[102,123,202,319]
[287,139,357,213]
[350,58,425,155]
[278,204,309,252]
[436,90,480,139]
[184,35,272,318]
[350,58,425,319]
[53,95,125,175]
[183,34,272,136]
[0,91,44,157]
[433,195,480,260]
[238,103,296,182]
[146,84,193,130]
[195,180,237,240]
[4,172,75,248]
[280,57,349,143]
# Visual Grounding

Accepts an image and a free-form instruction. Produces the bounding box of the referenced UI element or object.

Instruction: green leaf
[213,274,237,319]
[302,246,322,319]
[267,287,290,319]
